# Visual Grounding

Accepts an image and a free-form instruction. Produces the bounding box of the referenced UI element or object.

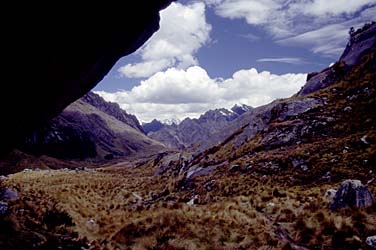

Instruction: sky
[94,0,376,123]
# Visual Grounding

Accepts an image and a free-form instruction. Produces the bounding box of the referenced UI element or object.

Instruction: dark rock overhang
[1,1,175,156]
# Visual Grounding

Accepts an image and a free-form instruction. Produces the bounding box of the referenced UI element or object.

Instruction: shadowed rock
[1,1,174,156]
[330,180,375,210]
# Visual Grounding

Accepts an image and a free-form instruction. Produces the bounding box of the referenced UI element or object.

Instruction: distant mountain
[19,92,165,161]
[143,119,165,134]
[148,104,252,149]
[162,118,181,125]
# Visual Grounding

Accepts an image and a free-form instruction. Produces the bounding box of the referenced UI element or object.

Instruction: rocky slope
[19,92,165,161]
[147,104,252,149]
[192,22,376,156]
[1,1,174,157]
[154,22,376,186]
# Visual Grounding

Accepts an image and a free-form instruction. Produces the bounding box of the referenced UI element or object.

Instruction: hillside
[0,92,165,174]
[15,92,165,165]
[192,22,376,156]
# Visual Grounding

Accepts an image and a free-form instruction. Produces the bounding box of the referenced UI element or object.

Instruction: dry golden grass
[1,165,375,249]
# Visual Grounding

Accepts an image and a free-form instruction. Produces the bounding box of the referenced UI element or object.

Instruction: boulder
[330,180,375,210]
[0,188,18,200]
[366,235,376,249]
[325,189,337,201]
[204,180,216,191]
[322,171,331,180]
[187,195,199,206]
[300,165,309,171]
[0,201,8,215]
[229,164,241,173]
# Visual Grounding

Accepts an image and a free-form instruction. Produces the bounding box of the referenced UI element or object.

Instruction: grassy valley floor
[1,163,375,250]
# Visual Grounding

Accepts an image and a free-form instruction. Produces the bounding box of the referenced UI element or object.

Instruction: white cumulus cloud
[130,67,222,104]
[118,2,211,78]
[96,66,306,122]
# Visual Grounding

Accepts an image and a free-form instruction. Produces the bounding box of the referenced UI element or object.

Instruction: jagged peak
[231,104,253,115]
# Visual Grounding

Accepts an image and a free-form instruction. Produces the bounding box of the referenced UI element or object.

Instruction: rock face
[330,180,375,210]
[20,92,165,160]
[298,22,376,96]
[1,1,174,157]
[149,105,252,149]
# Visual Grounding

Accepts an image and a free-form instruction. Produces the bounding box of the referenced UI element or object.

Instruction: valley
[0,22,375,250]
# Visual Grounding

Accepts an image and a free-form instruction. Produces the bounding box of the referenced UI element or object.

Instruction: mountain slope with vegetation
[15,92,165,165]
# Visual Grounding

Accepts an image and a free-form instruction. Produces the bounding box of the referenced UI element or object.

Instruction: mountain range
[143,104,252,149]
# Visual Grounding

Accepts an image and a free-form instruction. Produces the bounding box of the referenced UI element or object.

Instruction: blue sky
[95,0,375,122]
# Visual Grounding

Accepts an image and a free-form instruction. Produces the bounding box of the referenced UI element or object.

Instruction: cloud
[215,0,279,25]
[207,0,376,57]
[256,57,308,64]
[239,33,260,41]
[276,14,375,57]
[118,60,172,78]
[96,66,306,122]
[118,2,211,78]
[130,67,223,104]
[299,0,376,16]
